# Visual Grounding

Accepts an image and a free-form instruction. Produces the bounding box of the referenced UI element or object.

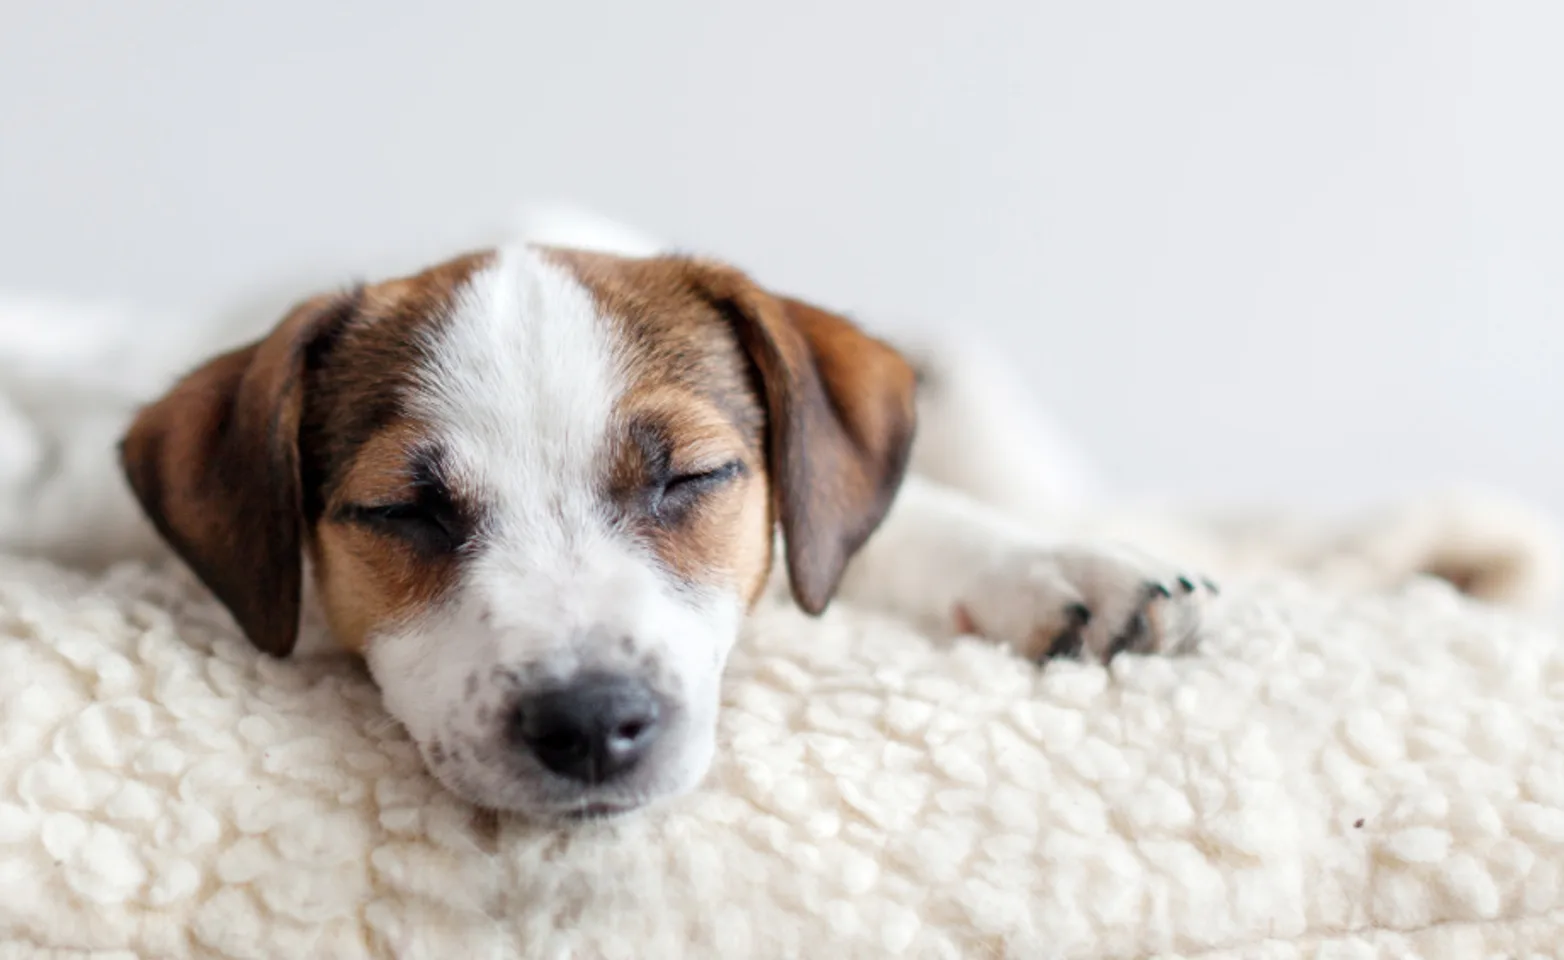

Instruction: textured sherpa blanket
[2,515,1563,959]
[2,268,1563,957]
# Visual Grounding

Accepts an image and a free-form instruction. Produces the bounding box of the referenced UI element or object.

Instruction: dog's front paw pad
[954,547,1216,665]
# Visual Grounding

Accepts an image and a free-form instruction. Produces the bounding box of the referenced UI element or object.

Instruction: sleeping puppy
[117,246,1216,821]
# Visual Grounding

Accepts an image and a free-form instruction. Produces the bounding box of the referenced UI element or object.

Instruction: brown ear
[689,264,918,614]
[118,293,355,656]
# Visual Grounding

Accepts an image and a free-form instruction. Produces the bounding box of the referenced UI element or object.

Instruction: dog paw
[951,543,1217,664]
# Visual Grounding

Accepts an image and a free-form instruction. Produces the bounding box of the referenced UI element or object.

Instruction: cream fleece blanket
[3,276,1563,957]
[2,503,1563,959]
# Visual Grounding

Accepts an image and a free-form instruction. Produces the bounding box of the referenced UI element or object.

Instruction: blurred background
[1,1,1559,515]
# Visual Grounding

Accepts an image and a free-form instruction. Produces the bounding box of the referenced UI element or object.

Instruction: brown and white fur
[94,241,1216,822]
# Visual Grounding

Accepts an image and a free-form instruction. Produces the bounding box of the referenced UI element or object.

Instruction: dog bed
[2,494,1563,959]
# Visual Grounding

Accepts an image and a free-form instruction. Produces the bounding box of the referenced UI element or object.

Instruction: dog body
[5,238,1213,821]
[108,245,1212,820]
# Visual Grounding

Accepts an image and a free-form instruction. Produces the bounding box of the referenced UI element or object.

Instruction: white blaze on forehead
[407,246,625,527]
[401,245,662,644]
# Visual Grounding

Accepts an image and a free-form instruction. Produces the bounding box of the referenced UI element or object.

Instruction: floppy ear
[690,264,918,614]
[118,293,355,656]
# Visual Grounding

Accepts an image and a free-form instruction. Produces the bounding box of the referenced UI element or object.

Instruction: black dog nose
[511,674,663,783]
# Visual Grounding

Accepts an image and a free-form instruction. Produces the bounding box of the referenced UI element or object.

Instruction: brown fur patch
[748,291,919,612]
[298,250,495,520]
[308,426,467,652]
[120,293,358,656]
[121,249,495,656]
[549,250,917,616]
[548,250,776,606]
[299,252,496,651]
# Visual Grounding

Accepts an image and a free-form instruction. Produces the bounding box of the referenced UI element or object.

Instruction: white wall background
[1,1,1559,515]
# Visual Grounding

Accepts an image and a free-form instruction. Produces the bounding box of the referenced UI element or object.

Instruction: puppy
[116,246,1216,821]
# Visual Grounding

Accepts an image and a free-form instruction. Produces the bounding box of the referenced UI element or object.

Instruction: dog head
[119,246,916,820]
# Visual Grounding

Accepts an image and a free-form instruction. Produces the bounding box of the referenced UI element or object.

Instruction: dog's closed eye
[343,484,467,554]
[652,461,745,521]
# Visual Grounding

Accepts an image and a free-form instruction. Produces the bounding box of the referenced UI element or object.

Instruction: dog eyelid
[664,460,744,490]
[650,459,745,525]
[335,461,468,550]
